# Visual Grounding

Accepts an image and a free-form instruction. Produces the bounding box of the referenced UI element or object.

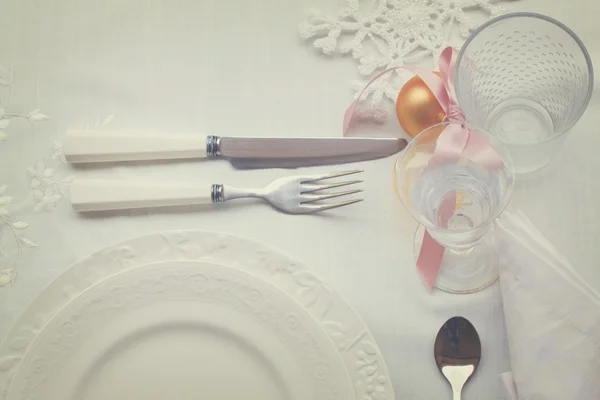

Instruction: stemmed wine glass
[394,122,515,293]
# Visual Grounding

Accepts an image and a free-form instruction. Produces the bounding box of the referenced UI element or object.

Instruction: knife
[62,130,408,167]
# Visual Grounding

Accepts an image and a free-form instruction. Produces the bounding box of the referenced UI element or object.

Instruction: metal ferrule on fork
[211,184,225,202]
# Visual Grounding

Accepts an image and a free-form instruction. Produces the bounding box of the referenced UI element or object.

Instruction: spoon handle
[452,387,462,400]
[442,365,471,400]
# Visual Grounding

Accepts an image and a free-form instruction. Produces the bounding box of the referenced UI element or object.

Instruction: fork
[70,170,364,213]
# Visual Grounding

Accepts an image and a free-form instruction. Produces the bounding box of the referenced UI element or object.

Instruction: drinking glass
[394,122,515,293]
[455,12,594,173]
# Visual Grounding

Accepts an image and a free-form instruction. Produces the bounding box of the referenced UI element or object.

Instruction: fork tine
[302,189,363,203]
[302,179,363,193]
[301,198,364,212]
[302,169,363,183]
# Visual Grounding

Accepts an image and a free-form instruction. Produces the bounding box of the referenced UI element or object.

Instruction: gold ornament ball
[395,72,447,138]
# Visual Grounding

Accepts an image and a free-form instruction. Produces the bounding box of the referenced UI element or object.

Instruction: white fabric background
[0,0,598,398]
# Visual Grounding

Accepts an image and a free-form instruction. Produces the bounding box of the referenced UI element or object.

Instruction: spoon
[434,316,481,400]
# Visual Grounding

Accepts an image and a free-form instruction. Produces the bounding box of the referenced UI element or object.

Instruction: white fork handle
[63,130,211,163]
[70,179,214,212]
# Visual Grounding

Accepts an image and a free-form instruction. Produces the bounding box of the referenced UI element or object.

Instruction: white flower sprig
[0,65,48,142]
[0,185,36,286]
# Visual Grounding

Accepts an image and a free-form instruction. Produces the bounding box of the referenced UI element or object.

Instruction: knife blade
[63,130,408,167]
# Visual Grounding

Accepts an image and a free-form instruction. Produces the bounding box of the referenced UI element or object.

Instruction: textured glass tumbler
[394,122,515,293]
[455,13,594,173]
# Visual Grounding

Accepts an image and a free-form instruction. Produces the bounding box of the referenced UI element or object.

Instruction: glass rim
[394,121,515,234]
[454,12,595,145]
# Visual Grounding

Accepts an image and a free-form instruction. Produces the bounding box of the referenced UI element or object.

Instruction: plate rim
[6,259,355,400]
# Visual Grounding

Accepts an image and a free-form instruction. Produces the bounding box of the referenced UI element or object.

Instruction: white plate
[0,231,392,400]
[6,261,355,400]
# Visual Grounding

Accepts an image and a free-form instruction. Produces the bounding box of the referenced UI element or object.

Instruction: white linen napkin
[495,211,600,400]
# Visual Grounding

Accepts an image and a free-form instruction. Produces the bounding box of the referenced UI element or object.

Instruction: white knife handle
[63,130,221,163]
[70,179,216,212]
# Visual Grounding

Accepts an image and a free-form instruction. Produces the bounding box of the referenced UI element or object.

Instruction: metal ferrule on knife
[206,136,222,157]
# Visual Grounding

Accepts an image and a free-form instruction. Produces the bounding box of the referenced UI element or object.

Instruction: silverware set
[64,131,407,213]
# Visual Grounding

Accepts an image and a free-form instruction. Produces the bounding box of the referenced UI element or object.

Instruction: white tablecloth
[0,0,598,398]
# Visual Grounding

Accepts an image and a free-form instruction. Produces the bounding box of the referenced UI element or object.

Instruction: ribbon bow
[343,46,502,291]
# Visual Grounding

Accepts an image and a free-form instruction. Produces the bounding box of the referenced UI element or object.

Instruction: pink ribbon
[343,46,502,292]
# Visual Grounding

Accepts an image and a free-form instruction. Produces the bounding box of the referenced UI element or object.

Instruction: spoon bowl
[434,316,481,399]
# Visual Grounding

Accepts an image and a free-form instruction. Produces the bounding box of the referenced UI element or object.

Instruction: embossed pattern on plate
[0,231,393,400]
[6,261,355,400]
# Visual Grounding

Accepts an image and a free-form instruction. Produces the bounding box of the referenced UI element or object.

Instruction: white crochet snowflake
[299,0,514,121]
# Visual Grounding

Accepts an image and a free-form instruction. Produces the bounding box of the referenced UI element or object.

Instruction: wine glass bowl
[394,122,515,293]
